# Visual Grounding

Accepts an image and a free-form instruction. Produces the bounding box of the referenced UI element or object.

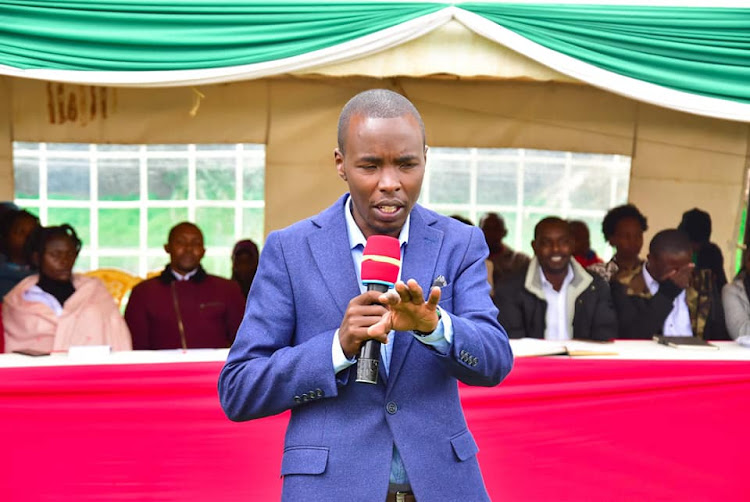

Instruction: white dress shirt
[171,268,198,281]
[643,265,693,336]
[331,196,453,371]
[540,264,575,341]
[331,196,454,488]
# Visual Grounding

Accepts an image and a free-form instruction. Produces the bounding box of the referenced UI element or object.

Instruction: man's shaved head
[337,89,425,153]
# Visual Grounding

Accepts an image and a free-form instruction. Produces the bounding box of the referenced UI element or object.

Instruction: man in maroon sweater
[125,222,245,350]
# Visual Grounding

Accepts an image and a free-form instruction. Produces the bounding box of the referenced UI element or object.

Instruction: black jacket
[610,264,730,340]
[494,258,617,341]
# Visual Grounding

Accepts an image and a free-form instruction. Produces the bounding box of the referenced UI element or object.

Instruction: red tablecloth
[2,358,748,502]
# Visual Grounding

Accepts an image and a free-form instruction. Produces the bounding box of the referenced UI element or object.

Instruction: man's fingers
[426,286,441,308]
[366,313,393,340]
[351,290,388,306]
[405,279,424,303]
[394,281,411,302]
[661,269,677,282]
[378,290,401,306]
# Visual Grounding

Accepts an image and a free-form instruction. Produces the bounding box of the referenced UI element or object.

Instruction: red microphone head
[361,235,401,288]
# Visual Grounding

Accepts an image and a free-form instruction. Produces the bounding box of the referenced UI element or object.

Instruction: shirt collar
[539,263,574,291]
[171,267,198,282]
[344,195,410,250]
[642,263,660,295]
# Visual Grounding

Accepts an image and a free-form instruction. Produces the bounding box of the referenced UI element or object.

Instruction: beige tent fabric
[10,77,634,152]
[0,77,11,200]
[401,78,634,154]
[629,104,750,262]
[11,79,269,144]
[294,20,576,83]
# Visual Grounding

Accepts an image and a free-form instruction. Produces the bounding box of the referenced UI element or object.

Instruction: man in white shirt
[495,217,617,341]
[611,228,726,339]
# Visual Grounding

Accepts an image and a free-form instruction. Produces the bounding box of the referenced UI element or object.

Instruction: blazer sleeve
[432,227,514,387]
[218,232,342,422]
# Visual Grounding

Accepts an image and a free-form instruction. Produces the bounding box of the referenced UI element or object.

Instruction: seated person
[0,209,39,301]
[569,220,603,268]
[611,229,729,340]
[722,251,750,343]
[678,207,728,288]
[480,212,530,287]
[452,214,495,294]
[589,204,648,283]
[231,239,259,299]
[3,224,132,353]
[125,222,245,349]
[495,217,616,340]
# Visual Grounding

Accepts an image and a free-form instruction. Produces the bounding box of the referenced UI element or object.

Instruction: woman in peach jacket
[3,224,131,353]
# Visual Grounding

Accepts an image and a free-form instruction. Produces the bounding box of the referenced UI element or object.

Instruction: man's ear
[334,148,347,181]
[164,243,170,255]
[531,240,537,256]
[30,251,40,268]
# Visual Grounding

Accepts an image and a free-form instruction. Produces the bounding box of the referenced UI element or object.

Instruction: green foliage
[197,158,235,200]
[99,209,139,248]
[47,207,91,246]
[148,208,188,247]
[196,207,235,247]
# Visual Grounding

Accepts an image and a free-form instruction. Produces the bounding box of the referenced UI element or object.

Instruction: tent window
[422,148,631,260]
[12,142,265,277]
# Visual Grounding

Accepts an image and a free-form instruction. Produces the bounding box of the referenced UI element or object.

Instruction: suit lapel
[307,196,361,318]
[387,206,443,392]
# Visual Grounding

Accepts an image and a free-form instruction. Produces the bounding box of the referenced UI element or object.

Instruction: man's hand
[368,278,442,337]
[338,291,389,359]
[662,262,695,290]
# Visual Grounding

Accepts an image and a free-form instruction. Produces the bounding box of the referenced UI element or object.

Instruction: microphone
[356,235,401,384]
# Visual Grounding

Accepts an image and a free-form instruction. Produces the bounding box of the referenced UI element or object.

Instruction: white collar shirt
[344,196,410,376]
[643,264,693,336]
[171,268,198,282]
[540,264,574,341]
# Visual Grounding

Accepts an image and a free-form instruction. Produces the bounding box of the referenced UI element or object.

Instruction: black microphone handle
[356,282,390,384]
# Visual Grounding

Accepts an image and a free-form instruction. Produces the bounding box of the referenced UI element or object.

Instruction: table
[2,341,749,502]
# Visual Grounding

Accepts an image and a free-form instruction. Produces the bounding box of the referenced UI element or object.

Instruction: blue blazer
[219,195,513,502]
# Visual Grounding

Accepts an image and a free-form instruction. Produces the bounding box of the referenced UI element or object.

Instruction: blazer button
[316,388,324,398]
[386,401,398,415]
[293,395,301,403]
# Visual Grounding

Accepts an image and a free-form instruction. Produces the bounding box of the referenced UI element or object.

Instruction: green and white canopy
[2,1,750,121]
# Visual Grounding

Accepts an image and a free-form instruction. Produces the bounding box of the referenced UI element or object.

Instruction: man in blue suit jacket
[219,89,513,502]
